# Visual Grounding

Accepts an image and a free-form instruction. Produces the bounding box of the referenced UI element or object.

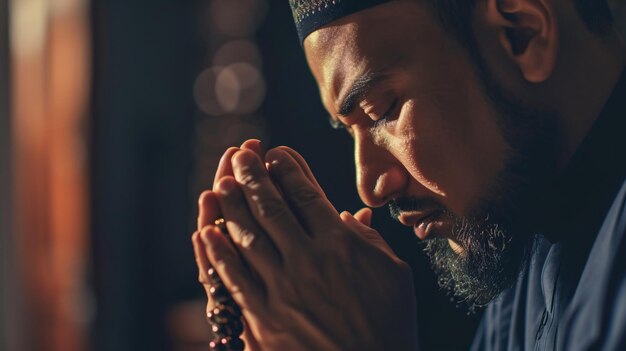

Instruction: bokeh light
[193,67,223,116]
[213,40,262,67]
[215,62,265,114]
[210,0,267,38]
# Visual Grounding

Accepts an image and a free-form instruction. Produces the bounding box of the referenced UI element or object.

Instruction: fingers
[275,146,325,197]
[200,225,265,312]
[213,147,240,189]
[241,139,263,157]
[215,176,283,274]
[195,192,224,302]
[198,191,222,231]
[201,141,262,230]
[230,149,310,250]
[340,211,394,256]
[192,231,213,298]
[265,148,341,235]
[196,141,263,296]
[353,207,373,227]
[213,140,263,190]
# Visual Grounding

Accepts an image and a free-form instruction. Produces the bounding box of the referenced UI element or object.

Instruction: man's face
[304,1,557,307]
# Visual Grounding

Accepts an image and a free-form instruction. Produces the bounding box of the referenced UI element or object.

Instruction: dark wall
[91,1,203,350]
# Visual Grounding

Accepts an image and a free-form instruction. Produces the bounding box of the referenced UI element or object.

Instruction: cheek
[390,85,508,215]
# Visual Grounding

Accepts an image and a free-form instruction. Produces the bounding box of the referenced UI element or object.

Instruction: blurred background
[1,1,625,351]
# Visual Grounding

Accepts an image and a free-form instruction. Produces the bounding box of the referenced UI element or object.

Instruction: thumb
[353,207,373,227]
[341,210,395,257]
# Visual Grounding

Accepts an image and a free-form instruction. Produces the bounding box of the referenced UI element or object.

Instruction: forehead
[302,1,437,113]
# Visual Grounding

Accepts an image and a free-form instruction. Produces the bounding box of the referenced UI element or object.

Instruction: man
[191,0,626,349]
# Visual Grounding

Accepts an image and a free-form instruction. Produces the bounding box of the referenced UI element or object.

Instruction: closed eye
[372,98,399,127]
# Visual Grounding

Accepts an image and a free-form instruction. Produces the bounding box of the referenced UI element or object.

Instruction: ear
[485,0,559,83]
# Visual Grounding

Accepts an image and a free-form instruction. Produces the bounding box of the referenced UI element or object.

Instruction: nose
[354,130,406,208]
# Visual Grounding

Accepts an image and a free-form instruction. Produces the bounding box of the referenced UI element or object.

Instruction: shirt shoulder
[472,179,626,351]
[557,179,626,350]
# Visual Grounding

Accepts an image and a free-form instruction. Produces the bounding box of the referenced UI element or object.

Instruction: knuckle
[233,227,257,249]
[237,165,266,189]
[257,197,289,219]
[289,186,321,207]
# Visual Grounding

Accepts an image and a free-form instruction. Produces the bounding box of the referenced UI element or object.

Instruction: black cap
[289,0,390,44]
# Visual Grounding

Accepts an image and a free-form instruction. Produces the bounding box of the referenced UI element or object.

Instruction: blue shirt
[471,71,626,351]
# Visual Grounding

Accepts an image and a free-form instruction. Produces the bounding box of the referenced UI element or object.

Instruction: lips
[397,210,443,240]
[397,209,439,227]
[413,211,443,240]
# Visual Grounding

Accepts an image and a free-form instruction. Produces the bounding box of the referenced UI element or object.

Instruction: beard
[390,55,560,311]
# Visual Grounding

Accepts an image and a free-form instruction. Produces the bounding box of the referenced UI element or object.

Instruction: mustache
[388,197,445,221]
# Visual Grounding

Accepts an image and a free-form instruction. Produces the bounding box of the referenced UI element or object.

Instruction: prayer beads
[207,219,245,351]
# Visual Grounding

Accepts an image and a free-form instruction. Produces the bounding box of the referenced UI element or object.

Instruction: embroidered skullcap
[289,0,390,44]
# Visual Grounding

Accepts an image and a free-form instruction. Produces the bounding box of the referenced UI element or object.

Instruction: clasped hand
[192,140,418,350]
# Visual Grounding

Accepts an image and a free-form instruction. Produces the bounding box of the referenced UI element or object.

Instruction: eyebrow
[336,71,384,117]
